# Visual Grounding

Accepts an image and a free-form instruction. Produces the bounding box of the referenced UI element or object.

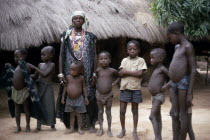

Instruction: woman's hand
[61,97,65,104]
[58,73,66,85]
[85,97,89,105]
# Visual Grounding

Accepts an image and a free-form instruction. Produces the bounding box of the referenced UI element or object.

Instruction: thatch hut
[0,0,167,76]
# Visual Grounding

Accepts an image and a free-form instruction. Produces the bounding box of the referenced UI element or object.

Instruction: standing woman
[56,11,98,133]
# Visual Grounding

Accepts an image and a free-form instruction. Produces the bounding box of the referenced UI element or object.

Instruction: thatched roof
[0,0,167,50]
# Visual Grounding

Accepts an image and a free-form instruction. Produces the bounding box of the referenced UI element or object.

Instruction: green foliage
[150,0,210,39]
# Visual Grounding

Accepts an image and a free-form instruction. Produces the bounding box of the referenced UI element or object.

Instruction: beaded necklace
[70,29,85,60]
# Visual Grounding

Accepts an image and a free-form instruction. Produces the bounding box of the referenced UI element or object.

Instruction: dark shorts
[170,75,189,93]
[65,95,86,113]
[120,90,142,103]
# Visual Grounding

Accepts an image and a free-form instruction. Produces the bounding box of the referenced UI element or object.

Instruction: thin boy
[148,48,169,140]
[93,51,118,137]
[28,46,56,132]
[12,48,31,133]
[61,60,89,135]
[167,22,196,140]
[117,40,147,140]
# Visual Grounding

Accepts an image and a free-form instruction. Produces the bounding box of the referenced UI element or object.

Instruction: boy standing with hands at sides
[148,48,169,140]
[27,46,56,132]
[61,60,89,135]
[167,22,196,140]
[12,48,31,133]
[117,40,147,140]
[92,51,118,137]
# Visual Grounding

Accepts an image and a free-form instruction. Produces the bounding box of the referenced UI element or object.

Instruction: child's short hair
[16,48,28,57]
[71,60,84,69]
[127,40,140,49]
[167,22,184,33]
[43,46,55,56]
[151,48,166,59]
[99,51,111,59]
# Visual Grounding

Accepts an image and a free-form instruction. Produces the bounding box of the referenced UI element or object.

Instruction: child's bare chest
[98,69,113,79]
[67,76,83,84]
[40,63,49,71]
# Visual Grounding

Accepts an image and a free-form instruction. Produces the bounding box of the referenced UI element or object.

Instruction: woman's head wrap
[64,11,89,40]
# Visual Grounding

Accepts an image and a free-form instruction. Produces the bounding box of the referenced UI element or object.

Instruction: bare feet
[33,128,41,133]
[78,129,85,135]
[25,126,31,132]
[51,127,56,132]
[96,129,104,136]
[64,129,75,134]
[89,126,97,133]
[132,132,139,140]
[14,127,21,134]
[107,130,113,137]
[117,129,126,138]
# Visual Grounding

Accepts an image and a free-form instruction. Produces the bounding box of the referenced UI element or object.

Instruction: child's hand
[119,69,127,77]
[5,63,12,66]
[27,63,36,70]
[187,93,193,107]
[85,97,89,105]
[161,84,168,92]
[61,97,65,104]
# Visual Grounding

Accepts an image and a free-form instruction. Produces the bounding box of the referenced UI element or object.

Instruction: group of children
[9,21,195,140]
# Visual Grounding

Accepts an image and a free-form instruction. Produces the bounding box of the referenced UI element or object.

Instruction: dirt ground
[0,71,210,140]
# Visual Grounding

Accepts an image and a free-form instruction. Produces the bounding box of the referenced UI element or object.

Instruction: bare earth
[0,71,210,140]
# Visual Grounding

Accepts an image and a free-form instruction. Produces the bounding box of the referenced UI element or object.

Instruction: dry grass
[0,0,167,50]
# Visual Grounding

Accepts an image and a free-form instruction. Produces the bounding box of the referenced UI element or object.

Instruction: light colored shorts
[151,93,165,104]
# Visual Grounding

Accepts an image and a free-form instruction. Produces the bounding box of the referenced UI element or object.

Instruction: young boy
[167,22,196,140]
[12,48,31,133]
[61,60,89,135]
[93,51,118,137]
[27,46,56,132]
[148,48,168,140]
[117,40,147,140]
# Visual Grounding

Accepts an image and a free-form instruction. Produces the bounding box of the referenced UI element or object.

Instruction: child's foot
[132,131,139,140]
[51,127,56,132]
[89,126,97,133]
[64,129,75,134]
[97,129,103,136]
[107,130,113,137]
[78,129,85,135]
[25,126,31,132]
[33,128,41,133]
[14,127,21,134]
[117,129,126,138]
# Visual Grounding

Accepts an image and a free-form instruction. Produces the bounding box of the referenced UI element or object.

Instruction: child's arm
[160,66,170,92]
[28,63,55,78]
[119,69,145,78]
[83,77,89,105]
[30,64,40,80]
[161,81,171,92]
[186,44,197,107]
[161,66,169,77]
[112,69,119,86]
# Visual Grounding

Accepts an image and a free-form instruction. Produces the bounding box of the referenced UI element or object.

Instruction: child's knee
[98,109,104,114]
[131,107,138,114]
[179,112,187,122]
[106,110,111,116]
[120,108,126,116]
[170,110,179,120]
